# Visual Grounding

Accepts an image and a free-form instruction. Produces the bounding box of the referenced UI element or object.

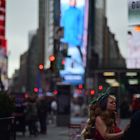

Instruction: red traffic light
[39,64,44,70]
[61,59,65,65]
[78,84,83,89]
[49,55,55,62]
[98,85,103,91]
[90,90,95,95]
[34,87,39,93]
[53,90,58,95]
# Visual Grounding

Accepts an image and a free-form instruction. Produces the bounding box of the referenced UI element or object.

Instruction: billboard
[126,27,140,69]
[60,0,88,84]
[0,0,8,91]
[128,0,140,26]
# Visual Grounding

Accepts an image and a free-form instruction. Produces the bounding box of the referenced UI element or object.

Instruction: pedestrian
[120,97,131,118]
[50,99,57,124]
[25,95,38,136]
[37,95,48,134]
[82,89,124,140]
[81,96,99,139]
[95,94,124,140]
[122,110,140,140]
[51,99,57,115]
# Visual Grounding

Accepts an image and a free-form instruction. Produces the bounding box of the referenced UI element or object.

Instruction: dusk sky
[6,0,38,78]
[6,0,127,78]
[106,0,127,58]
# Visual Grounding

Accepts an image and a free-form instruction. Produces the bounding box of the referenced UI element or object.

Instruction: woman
[94,94,123,140]
[81,101,98,139]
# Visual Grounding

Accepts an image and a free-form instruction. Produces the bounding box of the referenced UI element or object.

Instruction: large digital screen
[0,0,8,90]
[128,0,140,26]
[126,27,140,69]
[60,0,88,85]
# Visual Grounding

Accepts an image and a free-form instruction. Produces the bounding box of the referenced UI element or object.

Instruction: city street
[1,0,139,140]
[16,124,69,140]
[16,117,130,140]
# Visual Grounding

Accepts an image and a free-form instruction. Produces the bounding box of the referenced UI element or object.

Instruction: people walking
[37,95,48,134]
[25,95,38,136]
[50,99,57,124]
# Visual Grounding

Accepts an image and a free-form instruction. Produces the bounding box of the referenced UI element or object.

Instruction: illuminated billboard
[128,0,140,26]
[0,0,8,90]
[60,0,88,84]
[126,27,140,69]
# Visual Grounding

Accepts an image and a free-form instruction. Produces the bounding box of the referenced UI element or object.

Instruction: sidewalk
[16,118,129,140]
[16,124,69,140]
[16,117,87,140]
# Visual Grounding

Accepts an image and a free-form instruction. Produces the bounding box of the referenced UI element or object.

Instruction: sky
[6,0,38,78]
[6,0,127,78]
[106,0,128,58]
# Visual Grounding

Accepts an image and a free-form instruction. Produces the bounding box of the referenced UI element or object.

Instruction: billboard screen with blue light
[60,0,88,85]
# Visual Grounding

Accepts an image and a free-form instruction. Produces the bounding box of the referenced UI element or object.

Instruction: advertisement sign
[0,0,8,91]
[128,0,140,26]
[126,27,140,69]
[60,0,88,84]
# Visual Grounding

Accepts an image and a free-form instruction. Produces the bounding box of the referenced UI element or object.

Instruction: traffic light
[34,87,39,93]
[57,54,65,70]
[38,64,44,70]
[61,43,68,57]
[60,59,65,69]
[78,84,83,89]
[49,55,55,62]
[98,85,103,91]
[90,89,95,95]
[60,58,65,70]
[53,90,58,95]
[49,55,56,72]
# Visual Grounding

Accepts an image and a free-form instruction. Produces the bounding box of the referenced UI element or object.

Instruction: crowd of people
[13,93,57,136]
[12,87,140,139]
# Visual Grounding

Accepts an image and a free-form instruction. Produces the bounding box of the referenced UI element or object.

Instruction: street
[16,117,130,140]
[16,124,69,140]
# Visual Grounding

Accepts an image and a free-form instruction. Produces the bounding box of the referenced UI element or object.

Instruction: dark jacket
[123,110,140,140]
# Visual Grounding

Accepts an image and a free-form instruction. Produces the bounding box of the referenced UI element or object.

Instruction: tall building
[85,0,126,93]
[26,30,40,93]
[8,30,40,93]
[0,0,8,91]
[9,0,54,93]
[37,0,61,92]
[38,0,46,65]
[18,51,28,93]
[44,0,55,69]
[38,0,58,69]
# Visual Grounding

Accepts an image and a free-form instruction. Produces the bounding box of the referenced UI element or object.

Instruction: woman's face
[69,0,76,7]
[106,96,116,112]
